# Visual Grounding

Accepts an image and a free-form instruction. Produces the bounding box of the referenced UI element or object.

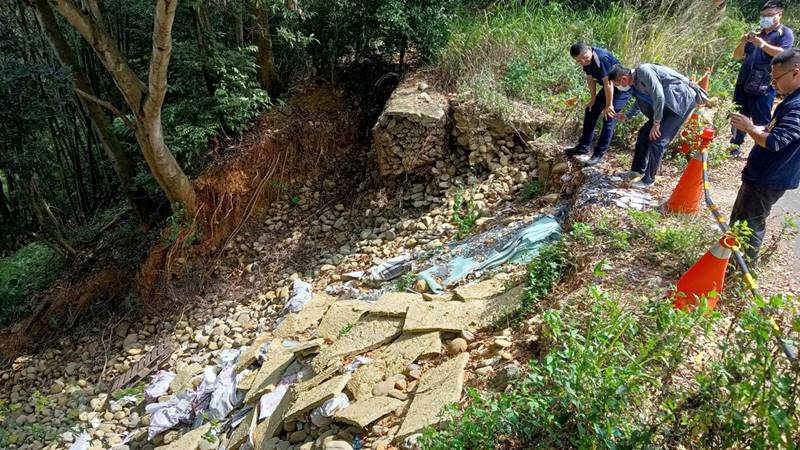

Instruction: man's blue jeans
[631,105,694,184]
[578,87,632,157]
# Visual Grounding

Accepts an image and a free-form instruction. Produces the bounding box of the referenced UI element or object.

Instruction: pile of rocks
[452,96,552,172]
[372,77,450,176]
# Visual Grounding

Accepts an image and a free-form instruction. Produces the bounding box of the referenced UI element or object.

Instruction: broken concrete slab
[334,396,404,428]
[315,300,372,340]
[273,294,336,338]
[370,292,423,316]
[286,374,351,420]
[347,332,441,400]
[253,388,295,447]
[404,285,526,333]
[402,301,487,333]
[155,423,211,450]
[228,408,256,450]
[169,362,203,394]
[244,342,296,404]
[236,332,272,372]
[397,353,469,439]
[422,292,453,302]
[313,316,404,372]
[453,279,506,302]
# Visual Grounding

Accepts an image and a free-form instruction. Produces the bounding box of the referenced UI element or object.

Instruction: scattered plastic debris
[68,431,91,450]
[608,188,655,210]
[146,390,196,440]
[417,215,561,292]
[144,370,176,400]
[208,366,241,420]
[310,393,350,426]
[284,279,313,314]
[344,254,413,282]
[325,280,361,297]
[343,356,372,374]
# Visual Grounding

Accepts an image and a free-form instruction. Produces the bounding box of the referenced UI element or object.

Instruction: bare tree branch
[145,0,178,117]
[74,89,135,129]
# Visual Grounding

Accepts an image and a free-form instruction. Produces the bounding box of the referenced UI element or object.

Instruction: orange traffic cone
[664,150,704,213]
[670,234,738,310]
[665,127,716,213]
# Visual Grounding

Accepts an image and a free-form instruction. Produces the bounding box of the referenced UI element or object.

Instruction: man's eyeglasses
[772,65,799,84]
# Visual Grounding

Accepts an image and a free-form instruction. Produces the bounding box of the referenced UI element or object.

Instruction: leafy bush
[0,242,63,327]
[451,187,480,239]
[421,287,800,449]
[521,240,567,312]
[519,179,542,201]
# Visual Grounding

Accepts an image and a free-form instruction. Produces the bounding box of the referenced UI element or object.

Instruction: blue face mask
[760,15,776,29]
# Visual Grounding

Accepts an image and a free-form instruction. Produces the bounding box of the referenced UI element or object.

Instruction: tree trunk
[193,4,217,97]
[233,2,244,47]
[26,177,77,258]
[0,183,11,221]
[50,0,198,218]
[33,0,154,225]
[251,1,280,96]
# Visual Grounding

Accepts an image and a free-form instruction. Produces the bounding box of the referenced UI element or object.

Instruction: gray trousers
[631,106,694,184]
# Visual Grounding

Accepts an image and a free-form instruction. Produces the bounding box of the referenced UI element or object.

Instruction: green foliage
[628,210,712,267]
[111,381,146,401]
[569,221,595,243]
[396,271,417,291]
[338,322,355,338]
[299,0,456,73]
[519,179,542,201]
[422,286,800,449]
[521,240,567,312]
[440,0,746,115]
[451,187,480,239]
[0,242,63,327]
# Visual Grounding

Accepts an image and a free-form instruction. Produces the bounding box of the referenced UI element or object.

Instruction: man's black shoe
[565,145,590,156]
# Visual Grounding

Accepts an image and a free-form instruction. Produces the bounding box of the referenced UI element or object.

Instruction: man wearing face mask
[564,42,632,166]
[729,48,800,263]
[729,0,794,157]
[608,64,708,189]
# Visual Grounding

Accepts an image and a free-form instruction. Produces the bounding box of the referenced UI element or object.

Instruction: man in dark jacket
[609,63,708,189]
[729,0,794,157]
[730,48,800,262]
[564,42,632,166]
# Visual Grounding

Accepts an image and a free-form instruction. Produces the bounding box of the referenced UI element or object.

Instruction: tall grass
[439,0,747,112]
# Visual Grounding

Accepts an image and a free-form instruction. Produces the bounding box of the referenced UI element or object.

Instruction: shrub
[0,242,63,327]
[452,187,479,239]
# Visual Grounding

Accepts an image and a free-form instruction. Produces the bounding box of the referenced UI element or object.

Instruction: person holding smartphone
[729,48,800,263]
[729,0,794,157]
[564,42,633,166]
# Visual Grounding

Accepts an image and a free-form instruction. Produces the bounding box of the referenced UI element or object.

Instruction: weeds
[421,286,800,449]
[0,242,63,327]
[519,179,542,201]
[569,222,595,243]
[338,322,355,338]
[520,241,567,313]
[395,271,417,291]
[452,186,480,239]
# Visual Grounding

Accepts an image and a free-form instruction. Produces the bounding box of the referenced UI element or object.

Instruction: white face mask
[760,15,777,29]
[616,85,631,92]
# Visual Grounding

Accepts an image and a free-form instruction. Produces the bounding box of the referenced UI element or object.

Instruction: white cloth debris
[283,279,313,314]
[145,371,176,400]
[208,366,241,420]
[608,188,655,210]
[145,390,196,440]
[310,393,350,427]
[68,431,91,450]
[343,356,372,374]
[90,417,101,429]
[230,406,253,428]
[258,383,290,421]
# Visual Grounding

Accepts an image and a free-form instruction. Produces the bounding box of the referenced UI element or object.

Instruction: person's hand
[603,105,616,119]
[649,122,662,141]
[741,32,753,44]
[730,112,755,133]
[617,112,627,123]
[748,34,766,48]
[586,97,596,110]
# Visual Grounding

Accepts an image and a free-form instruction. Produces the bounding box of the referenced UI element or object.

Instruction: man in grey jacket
[608,64,708,188]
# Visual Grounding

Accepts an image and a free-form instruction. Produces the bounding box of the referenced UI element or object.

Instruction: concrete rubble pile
[147,280,524,450]
[373,77,450,176]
